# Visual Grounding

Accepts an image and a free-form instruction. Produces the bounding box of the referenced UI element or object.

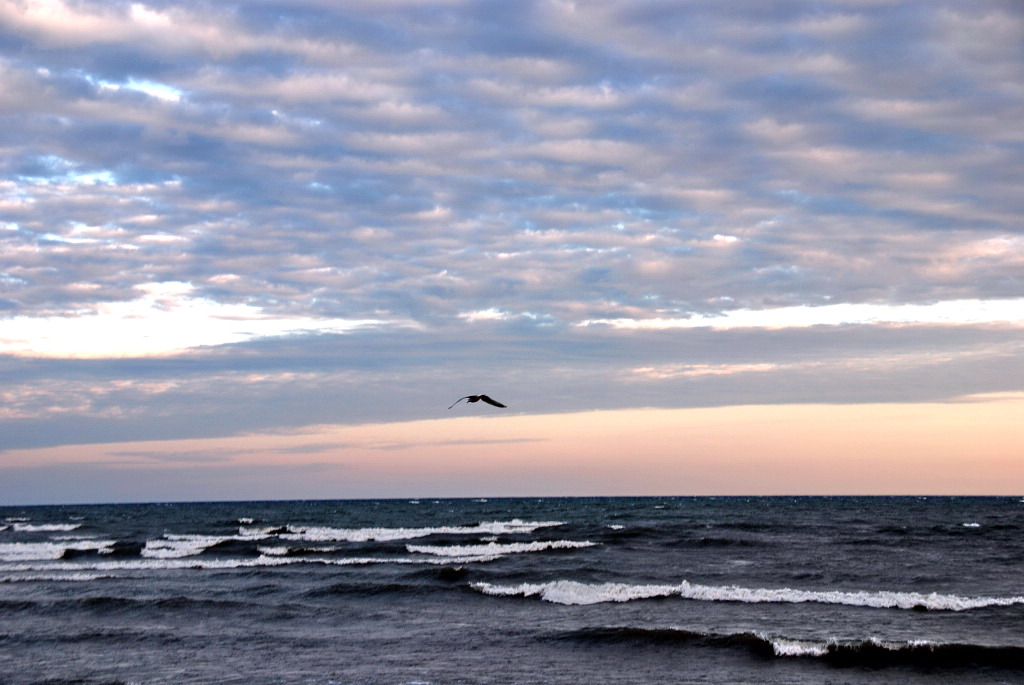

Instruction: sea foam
[11,523,82,533]
[1,572,115,583]
[282,519,563,543]
[554,625,1024,666]
[471,579,1024,611]
[142,531,271,558]
[3,551,507,575]
[407,540,595,556]
[767,636,831,657]
[0,540,116,562]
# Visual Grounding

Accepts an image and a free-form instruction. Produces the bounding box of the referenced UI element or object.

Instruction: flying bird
[449,394,507,410]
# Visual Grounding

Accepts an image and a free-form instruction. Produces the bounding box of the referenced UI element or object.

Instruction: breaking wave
[407,540,595,556]
[1,573,116,583]
[2,551,509,575]
[0,540,117,562]
[553,626,1024,668]
[10,523,83,533]
[142,532,271,559]
[281,519,563,543]
[472,579,1024,611]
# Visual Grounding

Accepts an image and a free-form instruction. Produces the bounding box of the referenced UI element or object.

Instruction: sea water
[1,497,1023,684]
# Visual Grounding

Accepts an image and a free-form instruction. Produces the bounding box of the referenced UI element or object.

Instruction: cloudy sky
[2,0,1022,504]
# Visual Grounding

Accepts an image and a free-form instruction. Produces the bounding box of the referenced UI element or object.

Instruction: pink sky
[3,397,1021,504]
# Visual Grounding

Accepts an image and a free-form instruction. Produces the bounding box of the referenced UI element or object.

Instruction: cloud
[0,281,395,358]
[0,0,1021,473]
[109,449,240,463]
[364,437,546,451]
[580,298,1024,331]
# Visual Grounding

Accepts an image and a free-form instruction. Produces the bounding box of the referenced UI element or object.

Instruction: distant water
[2,497,1024,684]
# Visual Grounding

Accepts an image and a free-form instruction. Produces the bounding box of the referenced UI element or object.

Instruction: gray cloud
[1,0,1022,455]
[2,322,1020,450]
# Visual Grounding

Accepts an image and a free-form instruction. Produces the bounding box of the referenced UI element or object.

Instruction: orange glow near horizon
[2,397,1023,503]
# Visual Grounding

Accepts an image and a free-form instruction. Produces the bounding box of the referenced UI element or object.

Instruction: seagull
[448,394,507,410]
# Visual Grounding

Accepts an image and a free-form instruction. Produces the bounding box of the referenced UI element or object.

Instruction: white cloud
[523,138,654,168]
[103,77,184,103]
[580,299,1024,331]
[469,79,628,109]
[0,0,359,61]
[458,308,510,322]
[0,282,389,358]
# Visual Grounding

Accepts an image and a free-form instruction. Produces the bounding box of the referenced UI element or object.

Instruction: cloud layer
[1,0,1022,457]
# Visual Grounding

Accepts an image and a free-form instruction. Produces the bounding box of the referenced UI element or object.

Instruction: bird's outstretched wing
[478,395,507,408]
[448,396,472,409]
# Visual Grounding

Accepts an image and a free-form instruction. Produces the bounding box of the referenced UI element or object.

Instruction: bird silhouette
[448,394,507,409]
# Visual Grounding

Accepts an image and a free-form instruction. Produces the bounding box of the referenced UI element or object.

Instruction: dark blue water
[2,497,1023,684]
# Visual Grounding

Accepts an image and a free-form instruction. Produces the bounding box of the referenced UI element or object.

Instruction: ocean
[1,497,1022,684]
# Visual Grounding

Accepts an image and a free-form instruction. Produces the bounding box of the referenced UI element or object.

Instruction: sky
[1,0,1022,504]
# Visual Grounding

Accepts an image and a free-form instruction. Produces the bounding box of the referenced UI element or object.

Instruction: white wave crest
[257,546,290,556]
[12,523,82,532]
[470,579,1024,611]
[239,525,282,536]
[1,573,115,583]
[767,634,944,658]
[0,540,116,562]
[142,530,272,559]
[143,536,226,559]
[408,540,595,557]
[767,636,831,657]
[4,555,298,573]
[3,552,501,574]
[282,519,563,543]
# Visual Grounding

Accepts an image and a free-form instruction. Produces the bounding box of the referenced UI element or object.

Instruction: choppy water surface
[2,497,1023,684]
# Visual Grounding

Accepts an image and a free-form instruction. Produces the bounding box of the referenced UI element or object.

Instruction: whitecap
[12,523,82,532]
[1,573,114,583]
[766,635,830,657]
[407,540,595,557]
[143,536,222,559]
[53,534,101,541]
[470,579,1024,611]
[472,580,671,605]
[238,525,283,536]
[142,530,271,559]
[0,540,116,562]
[282,519,563,543]
[5,556,296,573]
[4,552,504,574]
[257,546,291,556]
